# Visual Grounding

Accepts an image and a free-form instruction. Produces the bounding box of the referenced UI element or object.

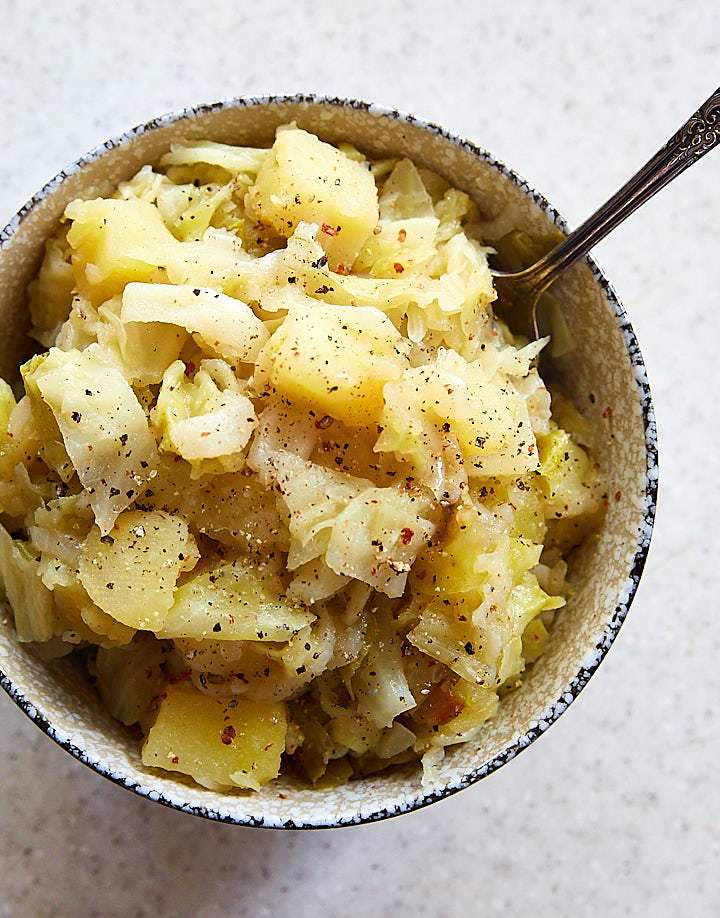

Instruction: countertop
[0,1,718,915]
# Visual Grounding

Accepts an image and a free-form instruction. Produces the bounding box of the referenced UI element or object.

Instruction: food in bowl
[0,124,603,792]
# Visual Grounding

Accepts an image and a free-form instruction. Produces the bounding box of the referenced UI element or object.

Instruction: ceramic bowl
[0,95,657,828]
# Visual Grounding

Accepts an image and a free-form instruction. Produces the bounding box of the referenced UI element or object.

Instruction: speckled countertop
[1,1,718,915]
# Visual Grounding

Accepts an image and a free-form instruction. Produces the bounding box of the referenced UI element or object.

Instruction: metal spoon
[491,86,720,340]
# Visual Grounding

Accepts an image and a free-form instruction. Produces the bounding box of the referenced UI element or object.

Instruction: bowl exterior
[0,96,657,828]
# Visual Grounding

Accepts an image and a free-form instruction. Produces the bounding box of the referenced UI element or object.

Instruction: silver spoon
[491,86,720,339]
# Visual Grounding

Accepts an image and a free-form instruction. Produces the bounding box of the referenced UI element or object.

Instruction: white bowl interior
[0,98,654,827]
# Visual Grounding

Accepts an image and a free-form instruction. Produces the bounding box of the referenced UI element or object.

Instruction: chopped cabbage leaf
[26,346,158,533]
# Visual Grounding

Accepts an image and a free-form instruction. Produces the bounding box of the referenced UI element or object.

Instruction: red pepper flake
[220,725,236,745]
[278,793,287,800]
[321,223,340,236]
[171,756,179,764]
[397,228,407,243]
[602,406,612,419]
[416,569,427,580]
[200,431,211,437]
[615,490,622,501]
[168,670,191,684]
[401,527,415,545]
[145,667,153,680]
[336,263,348,275]
[393,262,404,274]
[186,360,196,374]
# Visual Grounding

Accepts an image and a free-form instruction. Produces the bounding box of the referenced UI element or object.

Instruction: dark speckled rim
[0,94,657,829]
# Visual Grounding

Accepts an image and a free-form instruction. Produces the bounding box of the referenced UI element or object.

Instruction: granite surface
[0,0,718,915]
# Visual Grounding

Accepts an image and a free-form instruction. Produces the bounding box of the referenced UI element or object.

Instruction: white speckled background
[0,1,717,915]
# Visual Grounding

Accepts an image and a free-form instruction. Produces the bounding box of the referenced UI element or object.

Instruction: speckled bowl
[0,96,656,828]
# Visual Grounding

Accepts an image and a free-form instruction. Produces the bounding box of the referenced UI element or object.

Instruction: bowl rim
[0,93,658,829]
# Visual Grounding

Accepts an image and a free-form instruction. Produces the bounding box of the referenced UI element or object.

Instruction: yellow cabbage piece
[0,522,58,642]
[324,486,436,598]
[354,217,439,278]
[26,346,158,533]
[538,427,603,518]
[96,639,166,726]
[121,283,269,363]
[152,359,256,476]
[377,347,539,493]
[28,228,75,345]
[159,141,268,175]
[137,454,287,555]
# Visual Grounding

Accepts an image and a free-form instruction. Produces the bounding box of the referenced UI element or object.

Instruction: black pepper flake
[464,641,475,655]
[315,284,330,294]
[85,389,92,396]
[119,434,128,445]
[106,582,115,590]
[109,487,120,496]
[100,535,115,545]
[287,276,297,284]
[296,665,306,675]
[192,288,201,296]
[71,411,82,423]
[213,623,222,632]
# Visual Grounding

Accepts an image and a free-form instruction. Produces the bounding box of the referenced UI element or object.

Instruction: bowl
[0,95,657,828]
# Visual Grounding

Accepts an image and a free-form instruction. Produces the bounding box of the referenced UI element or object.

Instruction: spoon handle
[523,86,720,299]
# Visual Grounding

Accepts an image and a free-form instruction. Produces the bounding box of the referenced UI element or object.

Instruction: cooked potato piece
[246,125,379,270]
[158,556,314,641]
[254,305,408,426]
[65,198,175,303]
[78,510,199,630]
[141,683,287,790]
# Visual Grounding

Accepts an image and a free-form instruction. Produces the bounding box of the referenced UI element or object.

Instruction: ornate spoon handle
[501,86,720,310]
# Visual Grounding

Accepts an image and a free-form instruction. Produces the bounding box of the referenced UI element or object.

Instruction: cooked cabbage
[0,126,604,792]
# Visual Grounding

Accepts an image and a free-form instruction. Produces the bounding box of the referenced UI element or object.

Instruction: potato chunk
[142,683,287,790]
[254,305,408,426]
[246,125,379,270]
[78,510,199,630]
[65,198,175,302]
[158,557,314,641]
